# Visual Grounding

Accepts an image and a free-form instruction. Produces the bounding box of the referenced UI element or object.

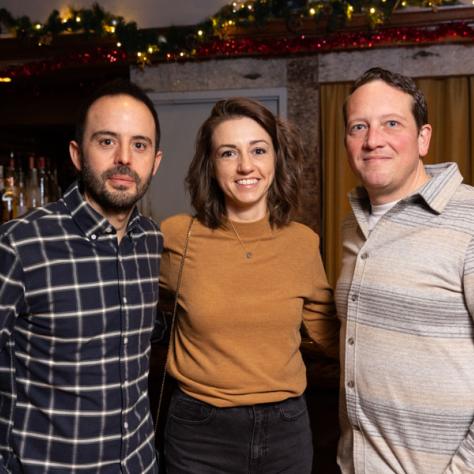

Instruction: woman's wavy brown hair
[186,97,304,229]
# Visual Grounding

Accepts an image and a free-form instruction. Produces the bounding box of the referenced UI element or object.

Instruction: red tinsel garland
[1,22,473,79]
[190,22,474,59]
[3,48,128,79]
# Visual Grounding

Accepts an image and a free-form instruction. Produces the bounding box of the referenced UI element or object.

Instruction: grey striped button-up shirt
[336,162,474,474]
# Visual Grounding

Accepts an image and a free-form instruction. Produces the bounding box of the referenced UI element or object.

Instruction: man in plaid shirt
[0,80,163,472]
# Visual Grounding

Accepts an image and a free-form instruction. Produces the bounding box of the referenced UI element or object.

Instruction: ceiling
[1,0,231,29]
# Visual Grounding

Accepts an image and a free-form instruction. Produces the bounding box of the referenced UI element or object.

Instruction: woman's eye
[253,147,267,155]
[220,150,235,158]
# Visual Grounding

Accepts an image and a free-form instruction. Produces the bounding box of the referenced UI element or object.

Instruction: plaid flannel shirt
[0,182,162,473]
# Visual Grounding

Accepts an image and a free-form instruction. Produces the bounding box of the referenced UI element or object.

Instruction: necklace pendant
[245,251,253,259]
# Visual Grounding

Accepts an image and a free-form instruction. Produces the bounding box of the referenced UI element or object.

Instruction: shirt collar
[349,162,463,216]
[61,181,143,239]
[416,162,463,214]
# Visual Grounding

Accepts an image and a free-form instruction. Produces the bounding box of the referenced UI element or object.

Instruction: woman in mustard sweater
[159,97,339,473]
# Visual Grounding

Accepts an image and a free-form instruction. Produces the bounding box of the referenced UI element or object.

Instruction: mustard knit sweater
[159,214,339,408]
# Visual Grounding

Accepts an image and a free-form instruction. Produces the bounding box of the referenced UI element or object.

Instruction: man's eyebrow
[90,130,119,140]
[90,131,153,144]
[132,135,153,145]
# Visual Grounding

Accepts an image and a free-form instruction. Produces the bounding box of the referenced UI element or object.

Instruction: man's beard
[80,158,153,214]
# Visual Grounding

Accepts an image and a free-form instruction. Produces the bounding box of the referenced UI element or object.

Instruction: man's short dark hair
[75,79,161,151]
[343,67,428,131]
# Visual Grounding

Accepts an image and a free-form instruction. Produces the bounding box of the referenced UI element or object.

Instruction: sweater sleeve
[302,232,340,361]
[159,214,191,294]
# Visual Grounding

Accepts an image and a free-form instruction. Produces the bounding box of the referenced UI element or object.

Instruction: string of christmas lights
[0,0,471,79]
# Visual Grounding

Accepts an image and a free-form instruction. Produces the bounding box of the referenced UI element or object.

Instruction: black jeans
[164,388,313,474]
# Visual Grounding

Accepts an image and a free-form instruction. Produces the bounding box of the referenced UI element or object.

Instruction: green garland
[0,0,460,63]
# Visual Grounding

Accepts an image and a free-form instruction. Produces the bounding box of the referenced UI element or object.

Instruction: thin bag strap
[154,216,195,434]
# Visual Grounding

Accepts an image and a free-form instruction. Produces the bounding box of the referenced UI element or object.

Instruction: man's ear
[152,150,163,176]
[418,124,432,158]
[69,141,82,172]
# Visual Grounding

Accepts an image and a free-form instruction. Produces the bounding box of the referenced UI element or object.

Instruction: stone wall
[132,42,474,234]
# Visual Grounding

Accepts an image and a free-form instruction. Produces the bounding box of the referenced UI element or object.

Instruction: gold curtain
[321,76,474,287]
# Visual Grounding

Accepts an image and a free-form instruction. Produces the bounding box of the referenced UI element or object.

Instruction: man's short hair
[75,79,161,151]
[343,67,428,130]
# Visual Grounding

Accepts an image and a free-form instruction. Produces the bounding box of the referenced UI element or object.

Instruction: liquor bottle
[0,165,4,196]
[1,175,18,222]
[52,167,62,200]
[46,157,59,202]
[7,152,16,182]
[0,165,4,225]
[37,156,48,206]
[16,167,28,217]
[26,155,40,209]
[2,154,18,222]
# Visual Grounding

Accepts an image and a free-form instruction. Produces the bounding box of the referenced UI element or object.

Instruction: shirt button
[90,234,97,240]
[123,297,127,304]
[348,337,355,345]
[361,252,368,260]
[124,337,128,345]
[124,422,128,429]
[347,380,355,389]
[106,227,113,233]
[351,294,358,302]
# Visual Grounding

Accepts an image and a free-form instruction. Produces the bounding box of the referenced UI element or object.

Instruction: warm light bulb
[197,29,204,37]
[35,23,42,30]
[0,77,12,83]
[76,16,81,22]
[137,52,142,57]
[348,5,354,11]
[309,7,316,15]
[116,42,122,47]
[369,7,376,13]
[148,47,153,53]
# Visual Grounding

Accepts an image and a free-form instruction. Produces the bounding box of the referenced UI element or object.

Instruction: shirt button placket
[118,252,129,465]
[345,248,369,439]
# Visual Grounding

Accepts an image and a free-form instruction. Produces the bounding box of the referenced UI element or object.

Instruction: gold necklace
[229,220,257,259]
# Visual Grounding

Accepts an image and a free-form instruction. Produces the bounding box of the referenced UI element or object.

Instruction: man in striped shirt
[0,80,163,472]
[336,67,474,473]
